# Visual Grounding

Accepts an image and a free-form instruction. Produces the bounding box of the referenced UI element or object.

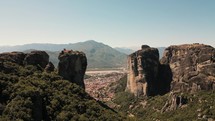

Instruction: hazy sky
[0,0,214,47]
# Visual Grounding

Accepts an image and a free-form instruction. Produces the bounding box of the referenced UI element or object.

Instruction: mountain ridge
[0,40,165,68]
[4,40,126,68]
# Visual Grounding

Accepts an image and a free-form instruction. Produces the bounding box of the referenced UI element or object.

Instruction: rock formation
[24,51,49,69]
[0,52,26,65]
[0,50,56,75]
[58,49,87,89]
[127,43,215,97]
[0,50,88,89]
[0,51,50,72]
[160,43,215,92]
[126,45,171,96]
[44,62,55,73]
[161,92,187,112]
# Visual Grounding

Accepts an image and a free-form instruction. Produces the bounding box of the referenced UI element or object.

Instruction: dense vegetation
[0,62,125,120]
[113,76,215,121]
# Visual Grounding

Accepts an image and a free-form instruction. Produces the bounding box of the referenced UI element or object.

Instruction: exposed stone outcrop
[126,45,171,96]
[127,43,215,97]
[161,92,187,112]
[58,49,87,89]
[160,43,215,92]
[44,62,55,73]
[0,51,50,72]
[0,50,87,89]
[24,51,49,69]
[0,52,26,65]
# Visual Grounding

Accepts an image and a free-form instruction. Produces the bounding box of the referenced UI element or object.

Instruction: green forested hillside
[112,76,215,121]
[0,62,125,120]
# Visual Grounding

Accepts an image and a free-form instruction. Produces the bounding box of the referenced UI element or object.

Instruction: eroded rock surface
[161,92,188,112]
[58,49,87,89]
[160,43,215,92]
[0,52,26,65]
[24,51,49,68]
[0,51,50,72]
[126,45,171,96]
[45,62,55,73]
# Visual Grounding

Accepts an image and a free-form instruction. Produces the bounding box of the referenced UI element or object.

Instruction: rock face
[0,50,87,89]
[160,43,215,92]
[45,62,55,73]
[58,49,87,89]
[161,92,187,112]
[0,51,51,73]
[24,51,49,68]
[0,52,26,65]
[127,43,215,97]
[126,45,171,96]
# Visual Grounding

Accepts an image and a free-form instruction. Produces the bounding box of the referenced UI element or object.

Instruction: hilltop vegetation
[112,76,215,121]
[114,90,215,121]
[0,61,125,120]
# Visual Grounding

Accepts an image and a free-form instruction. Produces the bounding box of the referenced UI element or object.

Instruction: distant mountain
[64,40,127,68]
[114,47,134,55]
[2,40,127,69]
[0,41,166,68]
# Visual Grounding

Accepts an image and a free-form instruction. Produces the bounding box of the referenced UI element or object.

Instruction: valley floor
[85,70,126,102]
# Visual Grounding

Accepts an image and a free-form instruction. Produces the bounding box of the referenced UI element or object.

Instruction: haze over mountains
[0,40,165,68]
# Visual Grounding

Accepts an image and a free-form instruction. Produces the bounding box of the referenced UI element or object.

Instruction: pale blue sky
[0,0,214,47]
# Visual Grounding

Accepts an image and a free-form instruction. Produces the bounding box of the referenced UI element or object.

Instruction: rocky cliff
[126,45,171,96]
[58,49,87,89]
[0,50,88,89]
[23,51,49,69]
[0,51,49,68]
[0,50,126,121]
[0,52,26,65]
[160,43,215,92]
[0,50,124,120]
[127,43,215,97]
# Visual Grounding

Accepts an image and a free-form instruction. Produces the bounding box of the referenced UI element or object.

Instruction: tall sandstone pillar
[126,45,160,96]
[58,49,87,89]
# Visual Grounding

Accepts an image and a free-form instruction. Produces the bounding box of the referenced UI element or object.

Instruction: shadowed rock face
[45,62,55,73]
[0,52,26,65]
[160,43,215,92]
[58,49,87,89]
[24,51,49,69]
[0,51,49,72]
[0,51,49,73]
[126,45,172,96]
[0,50,87,89]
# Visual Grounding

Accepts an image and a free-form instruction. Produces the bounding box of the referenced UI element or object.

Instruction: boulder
[161,92,188,113]
[24,51,49,69]
[160,43,215,92]
[58,49,87,89]
[44,62,55,73]
[0,52,26,65]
